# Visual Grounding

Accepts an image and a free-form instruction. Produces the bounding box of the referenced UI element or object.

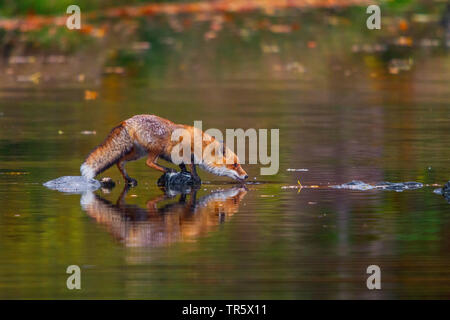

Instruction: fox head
[199,140,248,181]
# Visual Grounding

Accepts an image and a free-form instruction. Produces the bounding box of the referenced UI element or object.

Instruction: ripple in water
[331,180,424,192]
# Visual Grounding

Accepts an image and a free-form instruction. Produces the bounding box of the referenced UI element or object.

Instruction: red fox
[80,115,248,185]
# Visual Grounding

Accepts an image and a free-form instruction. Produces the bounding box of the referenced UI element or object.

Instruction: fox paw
[126,178,138,187]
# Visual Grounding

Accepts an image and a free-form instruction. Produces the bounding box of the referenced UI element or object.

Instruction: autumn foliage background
[0,0,450,300]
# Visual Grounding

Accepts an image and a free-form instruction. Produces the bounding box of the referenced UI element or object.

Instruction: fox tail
[80,123,133,179]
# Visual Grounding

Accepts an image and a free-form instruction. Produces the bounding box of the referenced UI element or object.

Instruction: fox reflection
[80,186,247,247]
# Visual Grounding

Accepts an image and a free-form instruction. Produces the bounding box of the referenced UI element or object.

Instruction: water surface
[0,10,449,299]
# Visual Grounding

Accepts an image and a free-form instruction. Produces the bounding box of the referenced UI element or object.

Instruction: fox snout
[237,168,248,181]
[226,162,248,181]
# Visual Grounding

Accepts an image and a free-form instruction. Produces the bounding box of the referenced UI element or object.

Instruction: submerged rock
[443,182,450,195]
[331,180,373,191]
[99,177,116,189]
[157,171,201,194]
[43,176,101,193]
[375,181,423,191]
[434,181,450,203]
[331,180,423,192]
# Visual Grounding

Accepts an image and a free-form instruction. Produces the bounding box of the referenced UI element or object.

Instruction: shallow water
[1,13,450,299]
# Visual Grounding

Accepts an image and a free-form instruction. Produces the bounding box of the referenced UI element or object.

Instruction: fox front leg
[189,163,201,183]
[179,163,188,173]
[188,154,200,182]
[146,153,176,174]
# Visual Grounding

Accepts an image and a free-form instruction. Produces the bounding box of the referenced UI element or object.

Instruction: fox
[80,114,248,185]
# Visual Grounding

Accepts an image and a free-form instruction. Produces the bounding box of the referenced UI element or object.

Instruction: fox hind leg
[117,161,138,186]
[117,147,141,186]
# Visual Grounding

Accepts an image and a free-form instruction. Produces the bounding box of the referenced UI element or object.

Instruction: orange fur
[81,115,248,183]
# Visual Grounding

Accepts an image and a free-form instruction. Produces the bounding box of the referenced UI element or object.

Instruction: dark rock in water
[100,177,116,189]
[376,181,423,191]
[403,181,424,189]
[435,181,450,203]
[443,181,450,194]
[43,176,101,193]
[381,183,404,191]
[157,172,201,194]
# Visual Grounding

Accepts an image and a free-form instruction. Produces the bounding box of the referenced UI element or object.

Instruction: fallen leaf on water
[412,14,439,23]
[45,55,66,64]
[307,41,317,49]
[269,24,291,33]
[419,39,439,47]
[30,72,41,84]
[395,36,413,47]
[388,58,413,74]
[104,67,125,74]
[9,56,36,64]
[84,90,98,100]
[80,130,97,135]
[92,27,106,38]
[398,20,408,31]
[131,41,151,50]
[16,72,41,84]
[0,171,29,175]
[285,62,305,73]
[261,43,279,53]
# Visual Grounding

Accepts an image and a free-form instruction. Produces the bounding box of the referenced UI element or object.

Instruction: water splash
[331,180,423,192]
[43,176,101,193]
